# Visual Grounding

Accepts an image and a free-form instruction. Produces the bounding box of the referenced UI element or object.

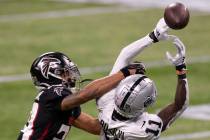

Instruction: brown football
[164,2,190,30]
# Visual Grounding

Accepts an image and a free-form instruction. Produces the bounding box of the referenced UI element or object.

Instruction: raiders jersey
[17,86,81,140]
[98,106,163,140]
[97,35,164,140]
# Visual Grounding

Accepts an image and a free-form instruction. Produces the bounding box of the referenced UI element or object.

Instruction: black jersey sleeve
[39,86,80,112]
[71,106,81,119]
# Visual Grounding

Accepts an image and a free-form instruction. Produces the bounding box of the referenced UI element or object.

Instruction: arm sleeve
[71,106,81,119]
[109,35,153,75]
[44,92,81,119]
[44,93,65,111]
[41,88,74,111]
[96,35,153,108]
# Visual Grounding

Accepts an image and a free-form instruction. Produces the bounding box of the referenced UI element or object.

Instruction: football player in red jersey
[17,52,140,140]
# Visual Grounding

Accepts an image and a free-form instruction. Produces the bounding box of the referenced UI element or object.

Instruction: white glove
[166,35,186,66]
[154,18,169,41]
[149,18,169,42]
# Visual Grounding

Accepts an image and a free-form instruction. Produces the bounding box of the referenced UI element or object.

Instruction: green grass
[0,9,209,75]
[0,0,111,15]
[0,2,210,140]
[0,63,210,140]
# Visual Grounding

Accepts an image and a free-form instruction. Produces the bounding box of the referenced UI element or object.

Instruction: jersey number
[54,124,70,140]
[145,120,162,136]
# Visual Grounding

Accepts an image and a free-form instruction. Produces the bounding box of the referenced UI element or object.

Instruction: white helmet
[114,74,157,118]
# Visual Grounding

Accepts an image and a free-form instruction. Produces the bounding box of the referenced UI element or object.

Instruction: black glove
[120,61,146,77]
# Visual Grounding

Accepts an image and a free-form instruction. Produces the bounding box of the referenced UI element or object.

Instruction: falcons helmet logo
[39,57,61,79]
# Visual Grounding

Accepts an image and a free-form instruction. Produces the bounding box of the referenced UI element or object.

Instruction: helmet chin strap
[114,103,146,119]
[112,109,130,121]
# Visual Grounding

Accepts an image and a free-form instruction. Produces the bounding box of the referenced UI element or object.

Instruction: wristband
[176,70,187,79]
[178,74,186,79]
[120,67,130,78]
[176,64,186,71]
[176,64,187,79]
[176,69,187,75]
[149,31,159,43]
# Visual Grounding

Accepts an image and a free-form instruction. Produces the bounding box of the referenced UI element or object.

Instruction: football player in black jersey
[17,52,140,140]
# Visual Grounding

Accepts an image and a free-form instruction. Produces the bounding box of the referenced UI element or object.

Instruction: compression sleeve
[109,35,153,75]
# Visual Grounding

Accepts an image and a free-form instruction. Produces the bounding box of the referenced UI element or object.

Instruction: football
[164,2,190,30]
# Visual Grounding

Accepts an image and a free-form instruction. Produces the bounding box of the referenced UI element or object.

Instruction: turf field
[0,1,209,140]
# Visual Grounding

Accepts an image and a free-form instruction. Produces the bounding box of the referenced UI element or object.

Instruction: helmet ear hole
[144,96,155,108]
[54,69,64,75]
[115,74,157,118]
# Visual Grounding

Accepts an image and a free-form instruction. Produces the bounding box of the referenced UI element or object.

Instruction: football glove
[166,35,186,66]
[149,18,169,42]
[130,61,146,74]
[120,61,146,77]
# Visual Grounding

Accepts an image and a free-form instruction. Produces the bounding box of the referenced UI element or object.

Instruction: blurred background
[0,0,210,140]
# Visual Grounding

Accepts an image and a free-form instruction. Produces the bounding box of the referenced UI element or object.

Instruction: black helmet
[30,52,80,90]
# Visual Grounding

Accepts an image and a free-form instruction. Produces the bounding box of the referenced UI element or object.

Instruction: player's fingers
[173,41,182,54]
[158,18,165,25]
[161,26,169,34]
[173,38,186,56]
[166,35,177,41]
[166,51,174,61]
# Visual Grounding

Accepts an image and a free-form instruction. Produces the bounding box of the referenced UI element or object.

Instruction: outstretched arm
[61,66,138,110]
[110,18,169,75]
[158,36,189,131]
[110,35,153,74]
[158,77,189,131]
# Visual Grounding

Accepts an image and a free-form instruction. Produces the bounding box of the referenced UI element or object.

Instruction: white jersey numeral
[53,124,70,140]
[145,120,162,136]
